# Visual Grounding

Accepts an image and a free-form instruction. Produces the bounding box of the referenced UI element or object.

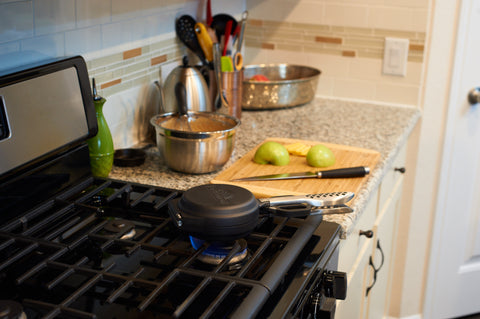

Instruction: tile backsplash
[1,0,429,149]
[245,0,429,106]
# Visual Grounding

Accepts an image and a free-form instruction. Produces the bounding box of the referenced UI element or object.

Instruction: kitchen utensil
[206,0,212,26]
[175,15,207,65]
[211,14,237,46]
[232,166,370,181]
[242,64,321,110]
[213,42,229,110]
[222,20,233,56]
[195,22,213,62]
[150,111,239,174]
[233,52,243,70]
[168,183,354,241]
[236,11,248,53]
[113,148,147,167]
[155,56,212,113]
[220,56,234,72]
[211,137,381,198]
[174,82,193,131]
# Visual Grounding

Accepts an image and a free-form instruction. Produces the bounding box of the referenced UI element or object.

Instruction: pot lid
[177,184,258,220]
[167,184,260,241]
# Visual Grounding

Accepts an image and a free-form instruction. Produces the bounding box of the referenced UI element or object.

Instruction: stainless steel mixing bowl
[242,64,321,110]
[150,112,240,174]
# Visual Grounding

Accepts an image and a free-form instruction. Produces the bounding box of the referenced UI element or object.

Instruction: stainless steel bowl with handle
[242,64,321,110]
[150,112,240,174]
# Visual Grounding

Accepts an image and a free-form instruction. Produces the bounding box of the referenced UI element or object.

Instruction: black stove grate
[0,177,324,318]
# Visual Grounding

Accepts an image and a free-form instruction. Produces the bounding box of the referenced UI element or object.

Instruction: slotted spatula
[175,15,207,65]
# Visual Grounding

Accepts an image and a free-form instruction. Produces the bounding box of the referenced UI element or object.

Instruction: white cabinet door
[424,0,480,317]
[366,177,403,319]
[336,239,373,319]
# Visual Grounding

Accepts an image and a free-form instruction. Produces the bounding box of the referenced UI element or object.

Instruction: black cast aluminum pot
[168,184,259,242]
[167,183,354,242]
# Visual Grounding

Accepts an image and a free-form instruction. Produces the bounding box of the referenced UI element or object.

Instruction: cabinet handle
[365,240,385,297]
[394,167,406,173]
[374,240,385,271]
[366,256,376,297]
[359,230,374,238]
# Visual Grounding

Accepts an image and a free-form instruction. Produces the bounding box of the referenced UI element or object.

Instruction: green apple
[306,144,336,167]
[253,141,290,166]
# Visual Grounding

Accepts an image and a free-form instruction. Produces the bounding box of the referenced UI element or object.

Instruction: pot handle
[262,203,314,218]
[263,203,353,218]
[154,80,167,113]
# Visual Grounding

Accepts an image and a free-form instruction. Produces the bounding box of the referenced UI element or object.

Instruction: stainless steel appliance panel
[0,66,89,175]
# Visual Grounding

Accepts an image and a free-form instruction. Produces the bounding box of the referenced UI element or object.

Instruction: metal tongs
[258,191,355,218]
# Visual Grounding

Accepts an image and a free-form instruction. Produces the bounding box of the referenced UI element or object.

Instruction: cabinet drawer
[338,190,378,273]
[378,143,406,215]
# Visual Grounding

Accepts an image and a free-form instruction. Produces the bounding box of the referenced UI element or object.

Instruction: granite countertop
[109,97,421,239]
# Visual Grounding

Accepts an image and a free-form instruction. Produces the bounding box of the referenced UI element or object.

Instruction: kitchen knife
[231,166,370,181]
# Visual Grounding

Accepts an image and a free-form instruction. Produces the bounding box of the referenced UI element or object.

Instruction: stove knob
[323,270,347,300]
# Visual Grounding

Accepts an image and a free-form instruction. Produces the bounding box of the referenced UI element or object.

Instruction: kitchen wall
[245,0,429,106]
[0,0,429,146]
[0,0,245,148]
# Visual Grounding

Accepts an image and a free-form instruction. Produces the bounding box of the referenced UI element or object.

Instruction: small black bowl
[114,148,146,167]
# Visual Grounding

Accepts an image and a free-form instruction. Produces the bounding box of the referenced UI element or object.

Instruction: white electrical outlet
[383,37,409,76]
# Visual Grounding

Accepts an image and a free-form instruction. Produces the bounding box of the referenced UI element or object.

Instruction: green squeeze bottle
[87,78,114,178]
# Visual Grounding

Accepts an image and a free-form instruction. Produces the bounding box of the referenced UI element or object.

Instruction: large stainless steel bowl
[150,112,240,174]
[242,64,321,110]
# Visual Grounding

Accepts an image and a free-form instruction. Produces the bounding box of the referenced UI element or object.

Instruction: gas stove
[0,57,346,318]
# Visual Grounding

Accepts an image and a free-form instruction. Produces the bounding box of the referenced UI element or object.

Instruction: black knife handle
[317,166,369,178]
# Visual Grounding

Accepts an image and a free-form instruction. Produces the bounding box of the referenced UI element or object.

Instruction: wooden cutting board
[211,137,381,198]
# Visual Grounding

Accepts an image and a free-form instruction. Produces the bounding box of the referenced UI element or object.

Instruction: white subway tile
[21,32,65,57]
[0,42,20,55]
[285,2,324,25]
[333,78,376,100]
[383,0,428,9]
[65,26,102,55]
[34,0,75,36]
[0,1,33,43]
[368,7,416,32]
[316,75,334,97]
[324,4,368,28]
[112,0,140,22]
[76,0,111,28]
[306,53,350,77]
[375,82,419,105]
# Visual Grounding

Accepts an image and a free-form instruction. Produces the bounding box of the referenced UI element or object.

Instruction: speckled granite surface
[109,97,421,238]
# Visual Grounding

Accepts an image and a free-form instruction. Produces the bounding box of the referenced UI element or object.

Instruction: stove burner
[189,236,248,265]
[104,219,136,240]
[0,300,26,319]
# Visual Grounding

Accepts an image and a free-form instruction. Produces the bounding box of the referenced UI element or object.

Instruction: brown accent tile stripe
[151,55,167,66]
[246,19,425,62]
[101,78,122,89]
[123,47,142,60]
[342,50,356,57]
[409,44,424,51]
[262,43,275,50]
[249,19,263,27]
[316,36,342,44]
